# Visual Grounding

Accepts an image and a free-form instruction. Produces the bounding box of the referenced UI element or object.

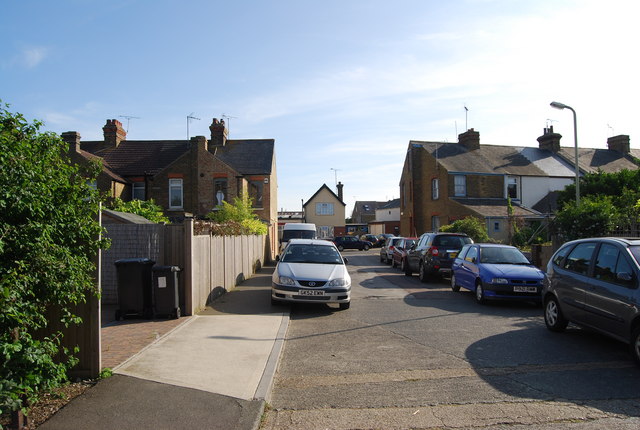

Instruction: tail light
[428,246,439,256]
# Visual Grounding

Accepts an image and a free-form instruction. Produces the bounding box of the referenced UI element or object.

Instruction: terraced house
[400,127,639,242]
[63,118,278,259]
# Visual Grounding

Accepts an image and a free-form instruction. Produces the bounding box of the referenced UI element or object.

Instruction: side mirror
[343,257,349,264]
[275,255,280,262]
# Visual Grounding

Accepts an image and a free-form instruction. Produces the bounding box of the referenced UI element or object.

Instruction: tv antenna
[464,105,469,130]
[221,113,238,133]
[330,168,341,186]
[118,115,140,133]
[546,118,557,128]
[607,123,614,136]
[187,113,200,140]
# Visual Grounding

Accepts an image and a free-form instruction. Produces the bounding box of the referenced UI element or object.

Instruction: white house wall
[375,207,400,222]
[521,176,573,209]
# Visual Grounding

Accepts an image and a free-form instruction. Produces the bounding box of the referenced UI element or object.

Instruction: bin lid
[152,265,182,272]
[114,258,156,266]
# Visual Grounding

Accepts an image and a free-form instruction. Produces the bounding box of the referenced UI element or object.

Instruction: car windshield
[282,230,316,241]
[281,244,343,264]
[404,239,416,248]
[479,247,530,265]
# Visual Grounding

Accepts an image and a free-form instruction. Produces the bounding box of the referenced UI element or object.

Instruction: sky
[2,0,638,215]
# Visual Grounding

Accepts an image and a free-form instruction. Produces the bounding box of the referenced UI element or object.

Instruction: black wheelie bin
[114,258,155,320]
[152,265,182,319]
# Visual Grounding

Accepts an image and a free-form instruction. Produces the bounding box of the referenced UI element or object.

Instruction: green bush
[206,195,267,235]
[440,216,490,242]
[107,197,169,224]
[553,196,616,240]
[0,102,105,414]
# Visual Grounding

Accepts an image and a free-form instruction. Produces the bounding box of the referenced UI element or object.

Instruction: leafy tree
[0,103,105,415]
[553,196,617,241]
[107,197,169,224]
[440,216,490,242]
[206,195,267,235]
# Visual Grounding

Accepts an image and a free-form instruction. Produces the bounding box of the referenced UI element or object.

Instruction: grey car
[543,237,640,364]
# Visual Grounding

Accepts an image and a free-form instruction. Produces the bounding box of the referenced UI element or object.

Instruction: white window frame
[316,202,334,216]
[432,178,439,200]
[169,178,183,209]
[431,215,440,231]
[506,175,519,200]
[454,175,466,197]
[132,182,145,200]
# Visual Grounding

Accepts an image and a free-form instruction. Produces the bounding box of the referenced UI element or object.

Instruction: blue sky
[2,0,638,214]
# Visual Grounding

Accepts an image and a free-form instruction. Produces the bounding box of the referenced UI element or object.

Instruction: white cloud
[21,46,48,68]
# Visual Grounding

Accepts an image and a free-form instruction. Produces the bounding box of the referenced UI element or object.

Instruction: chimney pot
[337,181,344,202]
[61,131,81,153]
[537,126,562,152]
[209,118,228,151]
[458,128,480,150]
[607,134,630,154]
[102,119,126,148]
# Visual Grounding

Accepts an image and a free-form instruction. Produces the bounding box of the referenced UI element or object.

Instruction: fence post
[184,217,194,316]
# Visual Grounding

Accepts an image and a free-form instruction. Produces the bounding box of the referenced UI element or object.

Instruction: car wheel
[544,295,568,332]
[451,273,460,292]
[391,258,397,268]
[380,254,385,263]
[339,302,350,310]
[338,245,344,251]
[630,325,640,365]
[403,259,411,276]
[174,307,181,319]
[419,263,429,283]
[364,244,370,251]
[475,281,485,304]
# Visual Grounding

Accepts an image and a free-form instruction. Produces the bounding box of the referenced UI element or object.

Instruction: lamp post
[550,101,580,206]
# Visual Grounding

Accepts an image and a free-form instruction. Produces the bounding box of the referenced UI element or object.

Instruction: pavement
[40,264,289,430]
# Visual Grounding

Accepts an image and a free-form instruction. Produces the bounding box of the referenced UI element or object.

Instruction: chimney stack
[61,131,81,153]
[337,181,344,202]
[209,118,228,150]
[458,128,480,150]
[102,119,126,148]
[607,134,630,154]
[537,125,562,152]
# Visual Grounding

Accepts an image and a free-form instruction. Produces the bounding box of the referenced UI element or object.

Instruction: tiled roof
[453,198,543,218]
[413,141,577,177]
[216,139,275,175]
[379,198,400,209]
[557,147,639,174]
[303,184,345,206]
[74,148,127,183]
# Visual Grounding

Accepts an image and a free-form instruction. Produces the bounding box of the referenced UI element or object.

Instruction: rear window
[433,235,471,248]
[282,230,316,241]
[563,242,596,275]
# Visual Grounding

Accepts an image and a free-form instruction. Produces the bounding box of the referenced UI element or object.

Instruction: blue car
[451,243,544,304]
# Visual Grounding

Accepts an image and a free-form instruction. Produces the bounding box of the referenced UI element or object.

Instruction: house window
[214,178,228,206]
[132,182,145,200]
[494,221,500,231]
[506,176,519,199]
[169,178,183,209]
[454,175,466,196]
[431,215,440,231]
[432,178,439,200]
[249,180,263,208]
[316,202,334,215]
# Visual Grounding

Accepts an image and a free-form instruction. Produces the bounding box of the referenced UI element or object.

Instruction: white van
[280,223,317,254]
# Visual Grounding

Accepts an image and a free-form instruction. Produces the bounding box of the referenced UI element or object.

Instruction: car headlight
[491,277,509,284]
[328,278,347,287]
[277,276,296,286]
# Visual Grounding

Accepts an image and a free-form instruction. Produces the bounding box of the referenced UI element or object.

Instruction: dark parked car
[391,237,417,270]
[361,234,381,247]
[405,232,473,282]
[451,244,544,304]
[333,236,372,251]
[543,237,640,364]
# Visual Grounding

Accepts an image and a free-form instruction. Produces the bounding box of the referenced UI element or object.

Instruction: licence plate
[299,290,325,296]
[448,252,458,259]
[513,286,537,293]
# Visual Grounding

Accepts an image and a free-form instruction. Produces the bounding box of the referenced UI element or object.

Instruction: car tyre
[419,263,429,283]
[380,254,385,263]
[391,258,397,268]
[451,273,460,292]
[630,325,640,365]
[403,259,411,276]
[338,245,344,251]
[339,301,351,310]
[475,281,485,304]
[364,244,370,251]
[544,295,568,332]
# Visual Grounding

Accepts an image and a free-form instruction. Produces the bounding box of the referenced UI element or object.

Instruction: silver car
[271,239,351,310]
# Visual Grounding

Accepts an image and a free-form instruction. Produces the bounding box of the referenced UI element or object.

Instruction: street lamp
[550,101,580,205]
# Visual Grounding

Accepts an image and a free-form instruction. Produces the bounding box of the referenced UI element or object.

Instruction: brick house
[303,183,346,238]
[400,128,639,242]
[63,118,278,259]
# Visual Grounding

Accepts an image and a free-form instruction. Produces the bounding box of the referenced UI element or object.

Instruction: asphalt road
[261,249,640,430]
